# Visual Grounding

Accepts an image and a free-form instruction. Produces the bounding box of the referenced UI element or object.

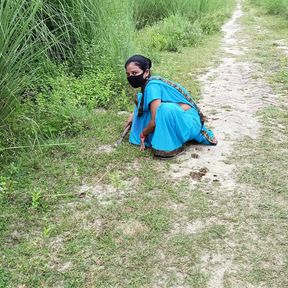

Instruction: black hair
[125,54,152,71]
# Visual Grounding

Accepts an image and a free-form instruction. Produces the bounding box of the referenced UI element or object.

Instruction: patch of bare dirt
[200,253,234,288]
[79,183,118,201]
[189,167,209,181]
[172,219,207,235]
[117,220,149,238]
[170,217,234,237]
[273,39,288,56]
[96,144,115,154]
[77,167,140,204]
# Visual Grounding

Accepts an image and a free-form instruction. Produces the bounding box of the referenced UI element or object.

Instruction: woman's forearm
[143,120,155,136]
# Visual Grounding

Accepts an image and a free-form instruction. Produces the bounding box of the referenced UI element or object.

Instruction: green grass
[224,2,288,286]
[0,30,225,287]
[134,0,235,29]
[154,34,223,99]
[250,0,288,17]
[3,1,288,286]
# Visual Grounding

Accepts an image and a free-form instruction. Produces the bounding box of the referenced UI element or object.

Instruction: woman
[125,54,217,158]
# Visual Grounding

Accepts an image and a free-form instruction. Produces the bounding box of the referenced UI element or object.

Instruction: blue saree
[129,77,217,153]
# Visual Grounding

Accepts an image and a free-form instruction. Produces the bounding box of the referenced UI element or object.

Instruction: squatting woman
[125,55,217,158]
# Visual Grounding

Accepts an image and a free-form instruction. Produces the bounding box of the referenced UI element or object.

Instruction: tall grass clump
[0,0,136,154]
[136,0,235,53]
[0,0,57,124]
[59,0,136,78]
[133,0,235,28]
[250,0,288,17]
[0,0,135,122]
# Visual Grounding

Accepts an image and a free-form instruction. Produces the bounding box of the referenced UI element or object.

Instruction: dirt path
[169,0,275,189]
[164,0,279,286]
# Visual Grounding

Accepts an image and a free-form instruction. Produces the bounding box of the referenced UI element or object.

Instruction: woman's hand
[140,139,145,151]
[140,132,145,152]
[124,113,134,128]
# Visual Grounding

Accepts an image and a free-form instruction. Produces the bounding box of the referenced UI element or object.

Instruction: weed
[108,172,125,191]
[30,189,42,209]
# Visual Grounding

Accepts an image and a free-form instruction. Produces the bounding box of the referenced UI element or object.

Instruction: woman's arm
[142,99,161,136]
[140,99,160,151]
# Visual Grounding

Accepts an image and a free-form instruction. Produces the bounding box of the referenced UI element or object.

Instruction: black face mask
[127,72,146,88]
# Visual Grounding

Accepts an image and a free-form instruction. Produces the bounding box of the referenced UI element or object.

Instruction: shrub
[199,12,231,35]
[137,14,204,52]
[6,67,124,143]
[133,0,235,29]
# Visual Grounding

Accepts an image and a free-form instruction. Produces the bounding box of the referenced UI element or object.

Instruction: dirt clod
[191,153,200,159]
[190,167,209,180]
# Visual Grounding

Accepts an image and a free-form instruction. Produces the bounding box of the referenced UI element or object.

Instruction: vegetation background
[0,0,234,160]
[1,0,288,286]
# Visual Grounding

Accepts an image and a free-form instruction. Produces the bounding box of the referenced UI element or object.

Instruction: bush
[137,14,204,52]
[5,67,126,143]
[199,12,231,35]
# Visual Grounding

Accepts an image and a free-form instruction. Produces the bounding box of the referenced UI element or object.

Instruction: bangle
[140,132,145,140]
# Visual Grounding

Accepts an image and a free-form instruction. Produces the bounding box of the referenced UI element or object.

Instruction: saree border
[153,146,185,158]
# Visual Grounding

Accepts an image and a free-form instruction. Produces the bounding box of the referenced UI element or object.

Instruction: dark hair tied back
[125,55,152,71]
